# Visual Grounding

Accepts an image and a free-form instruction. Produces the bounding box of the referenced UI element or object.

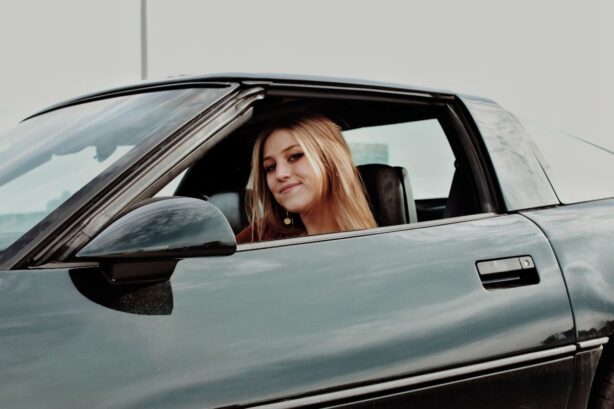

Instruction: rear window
[524,120,614,204]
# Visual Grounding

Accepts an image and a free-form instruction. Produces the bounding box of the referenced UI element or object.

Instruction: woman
[236,113,377,243]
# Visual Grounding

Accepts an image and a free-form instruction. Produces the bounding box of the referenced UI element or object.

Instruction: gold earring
[283,210,292,226]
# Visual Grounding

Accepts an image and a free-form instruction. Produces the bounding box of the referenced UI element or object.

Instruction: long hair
[247,113,377,240]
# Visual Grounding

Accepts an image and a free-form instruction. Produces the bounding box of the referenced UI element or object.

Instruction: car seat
[357,164,418,226]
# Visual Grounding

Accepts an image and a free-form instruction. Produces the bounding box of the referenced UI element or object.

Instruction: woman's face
[262,129,319,215]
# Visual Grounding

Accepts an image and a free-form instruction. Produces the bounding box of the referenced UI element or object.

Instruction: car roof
[26,73,474,120]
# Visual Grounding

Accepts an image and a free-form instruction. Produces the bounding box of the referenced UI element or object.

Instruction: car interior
[172,94,481,239]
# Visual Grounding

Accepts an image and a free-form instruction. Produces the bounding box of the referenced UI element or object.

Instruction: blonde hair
[247,113,377,241]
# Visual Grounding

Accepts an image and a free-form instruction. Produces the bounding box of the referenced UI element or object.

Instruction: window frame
[236,212,499,252]
[224,85,503,250]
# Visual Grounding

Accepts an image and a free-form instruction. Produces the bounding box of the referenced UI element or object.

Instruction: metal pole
[140,0,148,80]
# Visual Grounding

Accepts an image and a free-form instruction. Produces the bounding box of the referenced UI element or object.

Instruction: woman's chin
[283,205,304,215]
[277,198,308,214]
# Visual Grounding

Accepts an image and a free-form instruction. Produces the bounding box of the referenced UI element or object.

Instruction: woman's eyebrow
[262,144,300,162]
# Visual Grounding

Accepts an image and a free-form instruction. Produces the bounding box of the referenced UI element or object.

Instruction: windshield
[0,87,228,253]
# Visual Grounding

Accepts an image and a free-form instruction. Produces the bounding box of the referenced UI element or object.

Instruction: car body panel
[0,214,574,408]
[326,356,574,409]
[523,198,614,342]
[568,347,604,409]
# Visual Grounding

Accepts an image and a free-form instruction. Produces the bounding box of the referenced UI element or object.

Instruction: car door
[167,214,575,408]
[0,216,575,409]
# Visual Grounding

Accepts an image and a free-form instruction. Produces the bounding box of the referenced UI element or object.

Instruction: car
[1,73,613,409]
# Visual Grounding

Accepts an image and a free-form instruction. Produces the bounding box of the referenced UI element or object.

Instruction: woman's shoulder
[235,225,255,244]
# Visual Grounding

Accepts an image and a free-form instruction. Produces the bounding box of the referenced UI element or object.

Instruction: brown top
[236,223,305,244]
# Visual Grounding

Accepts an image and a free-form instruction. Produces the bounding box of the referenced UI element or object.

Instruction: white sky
[1,0,613,149]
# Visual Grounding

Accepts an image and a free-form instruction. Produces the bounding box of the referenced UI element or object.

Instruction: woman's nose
[275,161,291,180]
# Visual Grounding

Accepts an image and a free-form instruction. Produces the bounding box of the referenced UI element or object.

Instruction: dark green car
[1,75,614,408]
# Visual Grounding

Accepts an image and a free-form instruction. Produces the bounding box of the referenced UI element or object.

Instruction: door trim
[247,345,577,409]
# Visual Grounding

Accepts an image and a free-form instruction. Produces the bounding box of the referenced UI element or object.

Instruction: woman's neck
[300,203,340,235]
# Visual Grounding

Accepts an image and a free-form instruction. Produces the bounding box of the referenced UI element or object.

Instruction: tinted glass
[0,87,227,252]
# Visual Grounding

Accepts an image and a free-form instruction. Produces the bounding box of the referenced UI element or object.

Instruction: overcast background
[1,0,612,149]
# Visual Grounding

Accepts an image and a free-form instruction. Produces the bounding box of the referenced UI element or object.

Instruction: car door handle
[476,256,539,290]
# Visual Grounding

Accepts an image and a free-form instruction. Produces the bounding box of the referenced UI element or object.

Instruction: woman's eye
[288,152,304,162]
[263,164,275,173]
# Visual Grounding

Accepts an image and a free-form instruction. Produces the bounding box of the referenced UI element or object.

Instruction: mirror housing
[77,197,236,284]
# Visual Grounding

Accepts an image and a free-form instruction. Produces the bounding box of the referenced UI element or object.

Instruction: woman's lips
[279,182,300,194]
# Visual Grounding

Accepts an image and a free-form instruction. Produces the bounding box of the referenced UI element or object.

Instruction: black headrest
[358,164,417,226]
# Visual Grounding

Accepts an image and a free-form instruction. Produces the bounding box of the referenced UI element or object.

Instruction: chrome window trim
[237,212,498,252]
[248,345,576,409]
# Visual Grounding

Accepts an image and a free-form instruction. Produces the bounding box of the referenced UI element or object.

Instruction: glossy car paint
[1,75,610,408]
[460,96,559,212]
[76,197,236,284]
[0,214,574,408]
[523,198,614,342]
[77,198,236,260]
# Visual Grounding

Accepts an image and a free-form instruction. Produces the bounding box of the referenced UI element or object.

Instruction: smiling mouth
[279,183,300,194]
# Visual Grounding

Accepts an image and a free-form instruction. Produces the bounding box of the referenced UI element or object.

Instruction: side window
[157,101,484,244]
[344,119,455,200]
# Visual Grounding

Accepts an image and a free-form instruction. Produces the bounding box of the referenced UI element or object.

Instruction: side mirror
[76,197,236,284]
